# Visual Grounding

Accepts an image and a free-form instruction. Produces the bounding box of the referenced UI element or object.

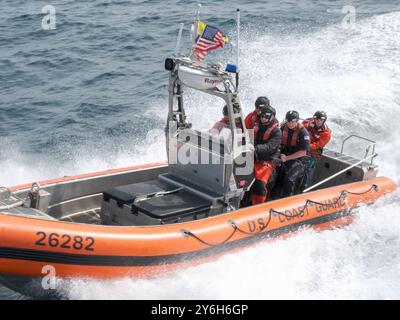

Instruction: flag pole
[175,23,184,55]
[236,8,240,91]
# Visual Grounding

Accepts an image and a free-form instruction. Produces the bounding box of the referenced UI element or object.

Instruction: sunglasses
[260,114,272,119]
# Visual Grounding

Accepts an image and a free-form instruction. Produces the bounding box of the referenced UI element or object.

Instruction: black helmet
[286,110,299,122]
[313,111,327,120]
[255,96,270,108]
[260,105,276,120]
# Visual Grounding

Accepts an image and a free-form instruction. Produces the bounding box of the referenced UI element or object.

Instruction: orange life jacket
[281,122,304,147]
[259,121,279,144]
[302,118,331,157]
[303,118,329,140]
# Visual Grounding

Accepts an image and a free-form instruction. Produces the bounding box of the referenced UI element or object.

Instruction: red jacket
[210,118,230,133]
[245,111,259,129]
[302,118,331,158]
[245,110,260,139]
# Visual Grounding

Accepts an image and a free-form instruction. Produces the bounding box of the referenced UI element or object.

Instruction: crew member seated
[209,105,230,134]
[210,104,243,138]
[301,110,331,191]
[245,96,271,133]
[279,110,310,197]
[251,105,281,205]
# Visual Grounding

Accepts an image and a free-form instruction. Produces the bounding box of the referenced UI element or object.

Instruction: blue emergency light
[225,64,238,73]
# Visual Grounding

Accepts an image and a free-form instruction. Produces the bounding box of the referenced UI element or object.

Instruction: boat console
[100,57,254,225]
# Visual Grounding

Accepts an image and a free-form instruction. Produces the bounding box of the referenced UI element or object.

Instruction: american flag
[193,24,226,61]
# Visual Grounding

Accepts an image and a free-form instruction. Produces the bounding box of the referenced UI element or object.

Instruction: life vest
[253,122,260,138]
[281,122,304,147]
[254,119,280,166]
[257,120,279,145]
[303,118,329,140]
[245,111,260,137]
[303,118,331,157]
[254,121,278,195]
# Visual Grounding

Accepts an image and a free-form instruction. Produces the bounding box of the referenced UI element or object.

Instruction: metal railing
[303,134,378,193]
[340,135,376,165]
[303,152,378,193]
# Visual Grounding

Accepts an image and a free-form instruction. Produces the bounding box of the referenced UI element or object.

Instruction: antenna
[189,3,202,58]
[191,4,202,47]
[175,23,184,55]
[236,8,240,70]
[236,8,240,91]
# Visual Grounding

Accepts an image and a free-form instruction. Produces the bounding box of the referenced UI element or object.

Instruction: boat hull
[0,163,397,296]
[0,181,395,268]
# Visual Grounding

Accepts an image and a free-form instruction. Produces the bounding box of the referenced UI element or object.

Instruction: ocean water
[0,0,400,299]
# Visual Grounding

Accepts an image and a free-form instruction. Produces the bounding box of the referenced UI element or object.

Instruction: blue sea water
[1,0,400,299]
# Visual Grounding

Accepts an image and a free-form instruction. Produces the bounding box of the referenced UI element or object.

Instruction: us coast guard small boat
[0,56,396,297]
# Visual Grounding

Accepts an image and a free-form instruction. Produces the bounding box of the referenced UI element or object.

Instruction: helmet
[255,96,270,108]
[313,111,327,120]
[286,110,300,122]
[260,105,276,120]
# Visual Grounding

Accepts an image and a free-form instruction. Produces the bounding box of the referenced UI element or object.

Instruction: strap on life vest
[281,122,304,147]
[262,120,279,142]
[249,111,259,128]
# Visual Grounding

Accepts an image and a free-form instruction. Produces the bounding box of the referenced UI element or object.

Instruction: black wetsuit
[279,124,310,197]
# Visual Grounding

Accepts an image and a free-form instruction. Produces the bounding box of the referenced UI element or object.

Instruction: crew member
[210,105,230,134]
[244,96,271,136]
[251,105,281,205]
[301,111,331,191]
[279,110,310,197]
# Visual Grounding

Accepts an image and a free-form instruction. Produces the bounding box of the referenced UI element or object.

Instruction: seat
[103,180,176,207]
[132,189,212,220]
[101,179,213,225]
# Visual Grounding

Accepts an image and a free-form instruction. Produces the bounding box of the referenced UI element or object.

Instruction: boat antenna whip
[174,23,184,55]
[236,8,240,91]
[189,3,202,57]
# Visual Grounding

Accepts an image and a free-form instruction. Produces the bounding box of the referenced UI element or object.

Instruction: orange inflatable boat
[0,56,396,297]
[0,162,396,296]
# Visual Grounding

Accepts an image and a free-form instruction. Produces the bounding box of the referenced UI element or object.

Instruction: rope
[181,227,238,247]
[181,184,379,247]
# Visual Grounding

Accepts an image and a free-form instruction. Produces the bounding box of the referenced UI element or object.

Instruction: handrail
[303,153,378,193]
